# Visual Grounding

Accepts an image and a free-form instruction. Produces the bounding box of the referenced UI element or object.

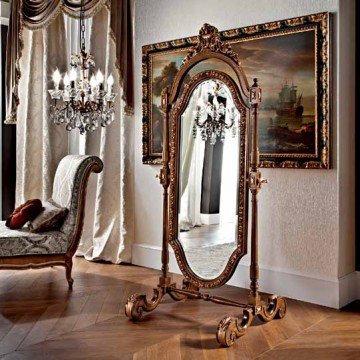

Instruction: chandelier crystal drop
[48,0,116,134]
[192,80,238,145]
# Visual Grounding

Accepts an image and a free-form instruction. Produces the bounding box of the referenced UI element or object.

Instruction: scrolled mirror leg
[257,295,287,322]
[217,308,254,347]
[125,287,164,321]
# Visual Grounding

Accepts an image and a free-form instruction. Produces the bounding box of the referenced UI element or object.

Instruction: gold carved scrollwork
[223,29,239,38]
[170,39,187,47]
[263,21,281,31]
[242,25,260,34]
[217,309,254,347]
[217,295,287,347]
[182,24,240,67]
[155,41,170,50]
[285,17,306,26]
[304,161,323,169]
[280,161,299,168]
[125,291,161,321]
[142,103,148,117]
[259,161,276,168]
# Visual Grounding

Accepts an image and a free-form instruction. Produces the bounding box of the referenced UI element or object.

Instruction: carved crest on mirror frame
[181,23,240,67]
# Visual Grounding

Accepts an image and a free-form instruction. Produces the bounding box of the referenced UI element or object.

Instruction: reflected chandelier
[192,81,237,145]
[49,0,116,134]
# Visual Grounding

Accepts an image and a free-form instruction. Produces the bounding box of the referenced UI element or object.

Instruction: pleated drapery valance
[5,0,134,124]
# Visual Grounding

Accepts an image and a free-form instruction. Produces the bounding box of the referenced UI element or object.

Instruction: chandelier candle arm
[52,69,61,91]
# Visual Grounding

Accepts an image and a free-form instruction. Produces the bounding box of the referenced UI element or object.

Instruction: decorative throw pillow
[28,200,69,233]
[5,199,44,229]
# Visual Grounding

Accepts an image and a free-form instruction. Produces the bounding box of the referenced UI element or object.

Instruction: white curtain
[16,13,69,204]
[16,5,133,264]
[76,6,133,264]
[179,85,206,231]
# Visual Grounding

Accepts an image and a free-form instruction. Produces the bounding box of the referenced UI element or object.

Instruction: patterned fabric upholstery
[0,222,68,257]
[0,155,103,257]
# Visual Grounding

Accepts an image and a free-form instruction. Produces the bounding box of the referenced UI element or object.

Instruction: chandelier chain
[80,0,86,53]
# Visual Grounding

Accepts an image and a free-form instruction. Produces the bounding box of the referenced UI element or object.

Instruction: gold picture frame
[141,12,331,168]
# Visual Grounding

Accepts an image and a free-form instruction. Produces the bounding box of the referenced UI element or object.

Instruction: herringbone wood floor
[0,258,359,359]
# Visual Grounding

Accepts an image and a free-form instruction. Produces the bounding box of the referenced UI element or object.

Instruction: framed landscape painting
[142,13,331,168]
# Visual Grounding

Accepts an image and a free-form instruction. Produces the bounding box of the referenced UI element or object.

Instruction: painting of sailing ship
[265,82,315,154]
[143,13,330,167]
[231,29,316,155]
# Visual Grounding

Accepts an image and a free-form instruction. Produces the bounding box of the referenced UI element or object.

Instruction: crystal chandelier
[192,81,238,145]
[48,0,116,134]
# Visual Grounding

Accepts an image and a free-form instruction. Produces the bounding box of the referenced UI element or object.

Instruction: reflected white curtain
[178,81,240,231]
[76,6,133,263]
[179,86,206,231]
[16,14,69,204]
[219,111,240,224]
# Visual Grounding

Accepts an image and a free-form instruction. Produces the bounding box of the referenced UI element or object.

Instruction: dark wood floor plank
[18,302,68,349]
[0,310,44,356]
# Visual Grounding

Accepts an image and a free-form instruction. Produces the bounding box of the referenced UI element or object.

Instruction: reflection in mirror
[178,79,241,280]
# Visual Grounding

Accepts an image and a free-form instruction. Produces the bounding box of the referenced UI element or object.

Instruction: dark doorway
[1,24,16,219]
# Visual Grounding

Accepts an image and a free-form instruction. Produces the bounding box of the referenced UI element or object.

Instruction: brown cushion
[5,199,44,230]
[28,201,69,233]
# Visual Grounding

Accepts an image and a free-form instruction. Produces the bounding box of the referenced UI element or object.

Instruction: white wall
[133,0,356,308]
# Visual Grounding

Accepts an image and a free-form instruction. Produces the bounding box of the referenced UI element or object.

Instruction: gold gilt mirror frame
[126,24,287,347]
[168,70,249,288]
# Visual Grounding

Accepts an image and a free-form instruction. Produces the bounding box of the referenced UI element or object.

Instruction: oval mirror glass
[178,79,241,280]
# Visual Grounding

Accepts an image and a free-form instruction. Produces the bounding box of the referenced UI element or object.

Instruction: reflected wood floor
[0,258,359,359]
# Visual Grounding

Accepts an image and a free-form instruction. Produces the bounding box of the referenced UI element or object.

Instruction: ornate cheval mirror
[126,24,287,347]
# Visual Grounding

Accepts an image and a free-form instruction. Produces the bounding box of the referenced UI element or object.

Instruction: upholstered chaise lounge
[0,155,103,288]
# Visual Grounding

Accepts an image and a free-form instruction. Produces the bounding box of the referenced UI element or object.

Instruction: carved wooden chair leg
[65,258,74,290]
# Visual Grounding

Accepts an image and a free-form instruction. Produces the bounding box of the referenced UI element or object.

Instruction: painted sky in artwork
[151,52,187,106]
[232,29,316,114]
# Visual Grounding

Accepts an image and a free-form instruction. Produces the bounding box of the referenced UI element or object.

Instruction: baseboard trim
[132,243,360,309]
